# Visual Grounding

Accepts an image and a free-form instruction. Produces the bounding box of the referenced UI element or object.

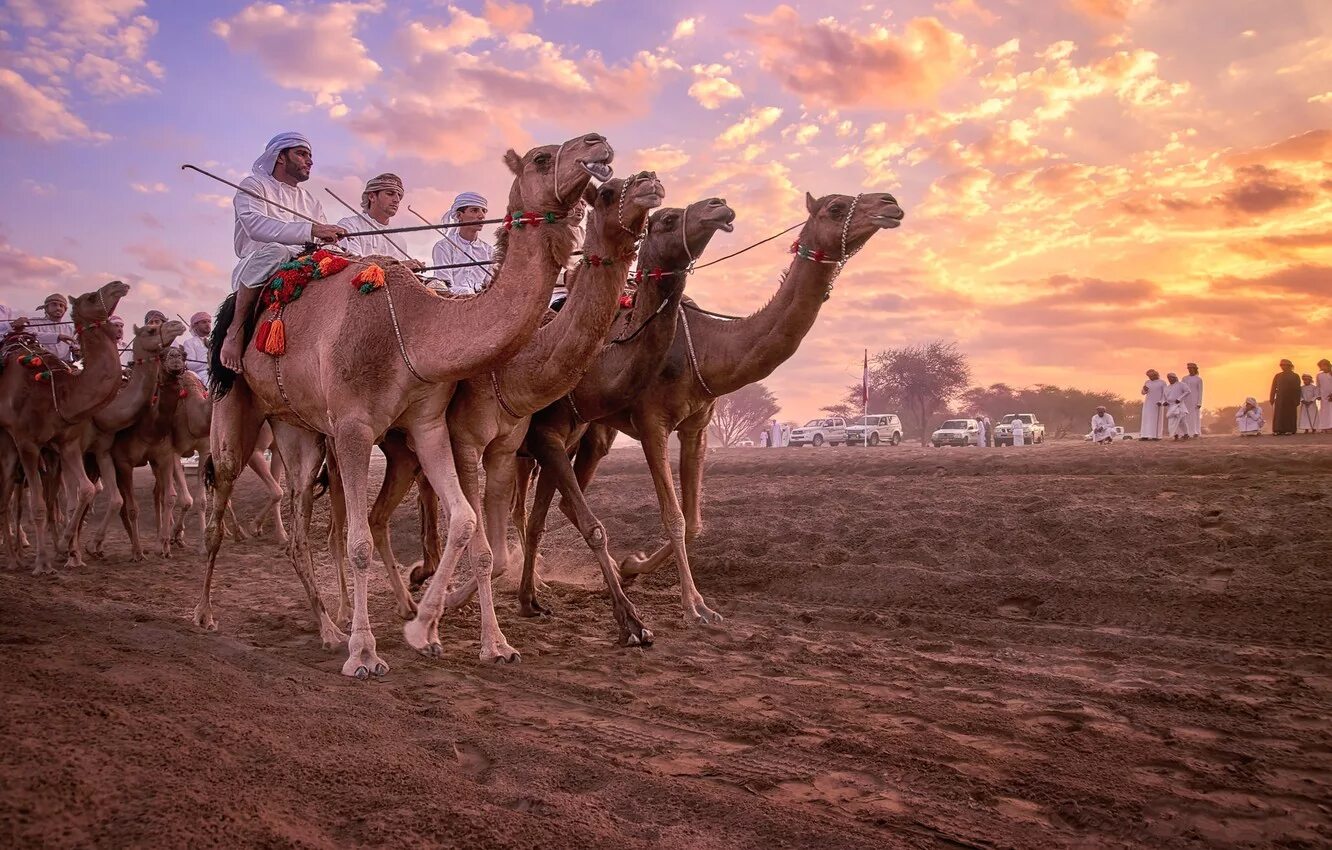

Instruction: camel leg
[113,455,145,562]
[194,382,266,632]
[87,449,121,558]
[0,435,17,567]
[151,457,178,559]
[325,448,351,629]
[169,459,192,546]
[621,425,721,625]
[245,448,286,542]
[330,420,389,678]
[409,475,443,589]
[516,461,558,617]
[454,440,518,662]
[271,422,346,650]
[55,438,95,569]
[403,417,492,662]
[15,443,53,575]
[367,435,419,620]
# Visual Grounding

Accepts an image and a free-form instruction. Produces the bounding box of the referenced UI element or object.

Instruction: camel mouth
[718,221,735,233]
[637,191,665,207]
[872,213,903,229]
[580,160,613,181]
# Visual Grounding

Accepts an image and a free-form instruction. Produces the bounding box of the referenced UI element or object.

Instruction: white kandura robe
[1164,381,1192,437]
[1300,383,1320,430]
[1181,373,1203,436]
[335,213,410,261]
[1091,412,1117,442]
[770,420,783,448]
[1236,406,1264,435]
[232,175,326,291]
[178,332,210,386]
[1011,420,1025,446]
[431,232,495,295]
[1318,371,1332,430]
[25,311,75,361]
[1140,378,1167,438]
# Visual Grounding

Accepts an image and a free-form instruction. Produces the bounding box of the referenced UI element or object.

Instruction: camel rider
[109,316,135,367]
[178,311,211,385]
[430,191,494,295]
[144,310,166,330]
[336,173,421,270]
[219,131,346,372]
[28,293,76,361]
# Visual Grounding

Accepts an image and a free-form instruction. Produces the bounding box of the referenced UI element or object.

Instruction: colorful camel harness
[1,317,112,423]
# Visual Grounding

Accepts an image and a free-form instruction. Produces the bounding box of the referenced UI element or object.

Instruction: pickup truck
[995,413,1046,446]
[788,417,847,447]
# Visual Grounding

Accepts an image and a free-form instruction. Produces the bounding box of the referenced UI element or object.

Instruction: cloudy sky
[2,0,1329,421]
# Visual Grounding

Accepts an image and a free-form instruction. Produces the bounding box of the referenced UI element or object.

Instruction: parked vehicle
[994,413,1046,446]
[845,413,903,446]
[931,418,980,447]
[735,439,755,447]
[1084,425,1133,442]
[788,417,847,447]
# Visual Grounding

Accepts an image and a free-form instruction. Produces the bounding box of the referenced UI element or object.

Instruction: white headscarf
[253,132,312,182]
[444,191,488,223]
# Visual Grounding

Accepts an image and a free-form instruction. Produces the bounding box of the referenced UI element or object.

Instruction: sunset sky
[2,0,1329,422]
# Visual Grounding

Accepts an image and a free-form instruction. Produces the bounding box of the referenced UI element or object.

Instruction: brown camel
[445,195,739,639]
[195,133,613,678]
[73,319,188,559]
[555,192,905,623]
[0,281,130,573]
[351,172,678,650]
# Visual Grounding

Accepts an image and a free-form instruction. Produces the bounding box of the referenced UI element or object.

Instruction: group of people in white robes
[1140,363,1203,440]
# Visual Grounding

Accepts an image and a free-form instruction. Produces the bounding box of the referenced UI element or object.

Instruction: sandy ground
[2,436,1330,849]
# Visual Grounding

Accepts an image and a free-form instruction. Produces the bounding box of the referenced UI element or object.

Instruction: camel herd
[1,132,904,680]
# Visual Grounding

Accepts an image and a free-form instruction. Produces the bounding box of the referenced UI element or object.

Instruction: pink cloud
[0,69,110,142]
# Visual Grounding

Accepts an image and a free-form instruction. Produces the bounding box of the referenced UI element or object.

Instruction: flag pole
[862,348,869,448]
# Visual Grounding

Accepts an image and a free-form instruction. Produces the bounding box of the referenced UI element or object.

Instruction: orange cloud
[740,6,974,108]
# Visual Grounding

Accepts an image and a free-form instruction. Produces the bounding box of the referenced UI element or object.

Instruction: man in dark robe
[1270,359,1302,435]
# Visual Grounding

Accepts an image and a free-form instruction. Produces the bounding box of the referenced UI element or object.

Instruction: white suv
[845,414,903,446]
[931,418,980,447]
[788,417,847,447]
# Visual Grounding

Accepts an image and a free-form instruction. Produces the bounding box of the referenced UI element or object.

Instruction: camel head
[128,319,187,360]
[800,192,904,258]
[581,171,666,242]
[636,198,737,285]
[503,133,614,215]
[69,280,131,337]
[160,345,188,377]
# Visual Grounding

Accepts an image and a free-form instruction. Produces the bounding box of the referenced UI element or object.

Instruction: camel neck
[686,251,836,396]
[54,326,123,422]
[93,350,161,432]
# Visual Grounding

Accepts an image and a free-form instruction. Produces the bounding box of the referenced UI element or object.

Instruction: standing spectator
[1091,406,1117,444]
[1270,359,1301,435]
[1300,375,1319,433]
[1236,398,1264,435]
[1317,359,1332,433]
[1140,369,1167,441]
[30,293,76,360]
[975,414,990,448]
[1182,362,1204,437]
[179,311,211,386]
[1010,415,1026,447]
[1164,372,1193,440]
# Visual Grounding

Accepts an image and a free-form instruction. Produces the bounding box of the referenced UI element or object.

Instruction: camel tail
[203,456,216,492]
[313,461,329,500]
[208,292,242,401]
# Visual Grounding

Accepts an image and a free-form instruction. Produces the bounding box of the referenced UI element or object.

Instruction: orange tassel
[262,317,286,355]
[254,319,271,352]
[353,264,385,292]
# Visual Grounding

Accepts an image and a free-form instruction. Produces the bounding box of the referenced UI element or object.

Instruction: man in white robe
[1317,359,1332,433]
[27,293,76,361]
[1164,372,1192,440]
[1140,369,1167,440]
[219,131,346,372]
[0,303,23,335]
[1010,416,1025,446]
[178,311,211,386]
[975,414,989,448]
[431,191,494,295]
[769,419,782,449]
[334,173,419,266]
[1236,398,1263,435]
[549,198,587,309]
[1091,406,1117,444]
[1182,362,1203,438]
[109,316,135,368]
[1300,374,1319,433]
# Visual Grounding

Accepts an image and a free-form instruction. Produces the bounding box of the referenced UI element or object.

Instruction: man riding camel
[219,131,346,372]
[335,173,420,267]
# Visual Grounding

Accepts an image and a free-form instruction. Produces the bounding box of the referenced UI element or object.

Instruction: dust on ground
[2,437,1330,849]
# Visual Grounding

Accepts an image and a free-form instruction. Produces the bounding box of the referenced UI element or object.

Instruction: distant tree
[708,382,780,447]
[959,382,1132,438]
[1205,406,1241,435]
[861,341,971,445]
[819,401,859,421]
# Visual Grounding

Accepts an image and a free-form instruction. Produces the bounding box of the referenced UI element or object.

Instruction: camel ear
[132,324,142,335]
[503,149,523,175]
[805,192,818,215]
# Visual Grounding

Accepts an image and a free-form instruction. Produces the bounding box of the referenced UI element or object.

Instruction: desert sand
[2,436,1330,849]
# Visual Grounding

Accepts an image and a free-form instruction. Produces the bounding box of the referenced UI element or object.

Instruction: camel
[195,133,613,678]
[555,192,905,624]
[0,280,130,573]
[426,196,737,640]
[349,172,684,650]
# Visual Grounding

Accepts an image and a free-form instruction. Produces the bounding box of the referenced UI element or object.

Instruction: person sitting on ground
[219,131,346,372]
[1300,374,1319,433]
[430,191,494,295]
[1091,406,1117,444]
[1236,398,1264,436]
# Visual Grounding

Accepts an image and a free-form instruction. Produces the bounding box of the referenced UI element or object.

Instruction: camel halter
[679,305,714,398]
[788,194,864,300]
[552,139,571,206]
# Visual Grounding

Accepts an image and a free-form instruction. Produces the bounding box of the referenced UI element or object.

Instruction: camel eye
[534,153,552,166]
[828,204,846,219]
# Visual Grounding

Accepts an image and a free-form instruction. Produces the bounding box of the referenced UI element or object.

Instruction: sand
[2,436,1330,849]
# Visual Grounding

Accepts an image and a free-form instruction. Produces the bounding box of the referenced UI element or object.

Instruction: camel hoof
[482,647,520,664]
[627,633,640,646]
[519,598,552,618]
[373,662,389,676]
[625,627,654,647]
[353,665,370,680]
[31,564,57,577]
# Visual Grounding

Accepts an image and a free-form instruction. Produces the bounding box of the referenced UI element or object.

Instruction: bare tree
[708,382,780,447]
[867,341,971,445]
